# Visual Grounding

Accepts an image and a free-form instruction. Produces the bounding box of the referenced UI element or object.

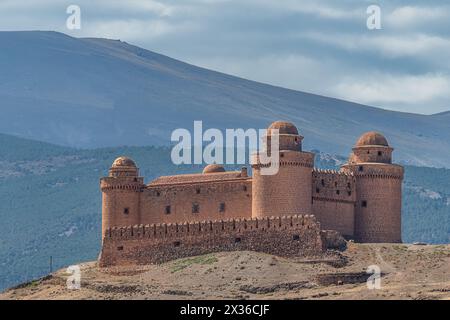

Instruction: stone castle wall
[349,146,393,164]
[140,180,252,225]
[252,150,314,218]
[101,176,143,239]
[341,163,404,243]
[311,169,356,237]
[99,215,324,267]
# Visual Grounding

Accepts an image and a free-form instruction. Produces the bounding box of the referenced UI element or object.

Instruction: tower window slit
[192,203,200,214]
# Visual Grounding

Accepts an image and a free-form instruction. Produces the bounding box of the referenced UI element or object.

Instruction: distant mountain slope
[0,133,448,291]
[0,31,450,167]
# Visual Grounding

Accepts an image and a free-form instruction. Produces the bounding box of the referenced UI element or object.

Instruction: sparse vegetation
[170,254,218,273]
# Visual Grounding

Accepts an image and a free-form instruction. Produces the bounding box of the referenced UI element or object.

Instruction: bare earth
[1,243,449,300]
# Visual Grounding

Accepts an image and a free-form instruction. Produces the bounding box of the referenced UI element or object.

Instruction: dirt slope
[1,243,449,300]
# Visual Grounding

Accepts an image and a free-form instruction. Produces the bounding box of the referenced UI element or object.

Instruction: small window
[362,200,367,207]
[243,185,247,192]
[336,190,340,195]
[367,150,370,154]
[235,237,241,243]
[334,181,338,187]
[196,188,200,194]
[359,166,364,172]
[219,202,226,213]
[347,183,351,188]
[173,241,181,247]
[321,179,325,186]
[165,205,171,215]
[192,203,200,214]
[316,188,320,193]
[123,207,129,215]
[378,151,382,156]
[293,234,300,241]
[156,191,160,197]
[348,191,352,196]
[280,153,284,158]
[117,246,123,251]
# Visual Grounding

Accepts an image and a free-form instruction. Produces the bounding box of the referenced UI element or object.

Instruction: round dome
[267,121,299,135]
[203,164,226,174]
[112,156,137,168]
[356,132,389,147]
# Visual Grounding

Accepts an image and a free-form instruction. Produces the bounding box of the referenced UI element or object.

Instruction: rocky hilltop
[2,243,449,300]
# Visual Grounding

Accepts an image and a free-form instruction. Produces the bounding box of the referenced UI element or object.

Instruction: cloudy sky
[1,0,450,114]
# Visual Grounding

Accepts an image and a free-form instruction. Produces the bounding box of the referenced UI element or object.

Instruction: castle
[99,121,404,266]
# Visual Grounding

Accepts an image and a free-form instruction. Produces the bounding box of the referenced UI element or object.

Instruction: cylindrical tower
[100,156,144,240]
[341,132,404,243]
[252,121,314,218]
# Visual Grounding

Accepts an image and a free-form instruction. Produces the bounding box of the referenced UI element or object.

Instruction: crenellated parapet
[99,214,324,266]
[313,168,354,176]
[100,177,144,192]
[104,214,319,241]
[340,163,404,180]
[251,150,314,169]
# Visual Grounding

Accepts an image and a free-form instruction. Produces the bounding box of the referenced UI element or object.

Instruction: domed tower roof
[267,121,299,135]
[265,121,303,152]
[109,156,139,177]
[347,131,393,165]
[112,156,137,168]
[203,164,226,174]
[355,131,389,147]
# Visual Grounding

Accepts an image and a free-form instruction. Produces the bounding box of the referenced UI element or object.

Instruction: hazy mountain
[1,31,450,167]
[0,133,449,291]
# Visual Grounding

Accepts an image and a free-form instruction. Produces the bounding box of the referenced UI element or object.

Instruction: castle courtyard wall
[99,215,324,266]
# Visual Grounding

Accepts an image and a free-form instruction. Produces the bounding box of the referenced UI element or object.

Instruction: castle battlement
[99,122,404,267]
[313,168,354,176]
[104,214,319,241]
[99,214,324,266]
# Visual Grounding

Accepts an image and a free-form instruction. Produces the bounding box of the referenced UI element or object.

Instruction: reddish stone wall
[99,215,324,266]
[341,163,403,243]
[100,176,144,240]
[349,146,393,164]
[140,180,252,225]
[252,150,314,218]
[312,169,356,237]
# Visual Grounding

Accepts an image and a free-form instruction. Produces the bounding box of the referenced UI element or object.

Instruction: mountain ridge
[0,31,450,168]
